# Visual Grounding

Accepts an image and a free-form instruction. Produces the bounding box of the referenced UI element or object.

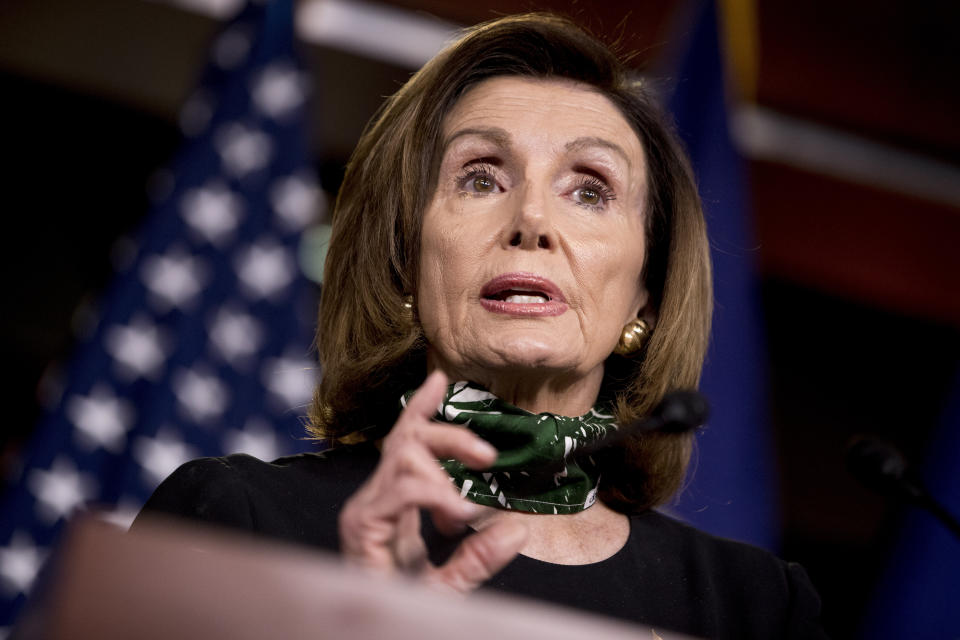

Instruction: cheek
[576,229,647,316]
[418,225,447,306]
[418,212,479,306]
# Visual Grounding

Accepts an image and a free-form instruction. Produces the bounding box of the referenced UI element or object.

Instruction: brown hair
[308,13,712,512]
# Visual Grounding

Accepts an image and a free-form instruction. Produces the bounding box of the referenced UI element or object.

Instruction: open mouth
[479,272,567,316]
[484,289,551,304]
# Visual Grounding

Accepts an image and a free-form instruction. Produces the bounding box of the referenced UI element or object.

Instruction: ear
[631,287,658,330]
[639,304,658,330]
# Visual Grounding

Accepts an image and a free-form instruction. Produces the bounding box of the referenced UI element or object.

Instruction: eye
[572,177,616,209]
[456,162,501,195]
[472,174,495,192]
[575,186,601,206]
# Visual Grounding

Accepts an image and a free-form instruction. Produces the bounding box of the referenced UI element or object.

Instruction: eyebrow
[442,129,633,170]
[442,127,512,153]
[565,136,633,169]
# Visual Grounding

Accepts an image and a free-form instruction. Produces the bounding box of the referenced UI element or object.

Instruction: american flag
[0,0,322,631]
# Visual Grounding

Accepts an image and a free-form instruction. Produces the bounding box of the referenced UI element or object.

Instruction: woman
[137,13,826,638]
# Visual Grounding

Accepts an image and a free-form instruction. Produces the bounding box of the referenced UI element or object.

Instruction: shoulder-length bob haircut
[308,13,712,512]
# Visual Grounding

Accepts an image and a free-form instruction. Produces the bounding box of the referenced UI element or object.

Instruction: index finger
[400,370,448,421]
[393,371,497,468]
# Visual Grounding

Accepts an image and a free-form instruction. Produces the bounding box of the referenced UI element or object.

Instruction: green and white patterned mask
[403,381,619,514]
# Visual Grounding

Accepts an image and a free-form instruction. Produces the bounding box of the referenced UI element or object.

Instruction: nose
[501,183,556,251]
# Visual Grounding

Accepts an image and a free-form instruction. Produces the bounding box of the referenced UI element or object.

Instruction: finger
[431,497,476,537]
[344,448,478,531]
[364,476,480,524]
[386,422,497,470]
[380,459,478,536]
[392,508,429,573]
[375,441,468,503]
[340,478,478,570]
[430,519,528,593]
[341,441,477,555]
[338,503,397,571]
[389,372,497,468]
[400,370,449,422]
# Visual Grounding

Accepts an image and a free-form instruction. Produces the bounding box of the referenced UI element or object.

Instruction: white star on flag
[251,62,309,120]
[223,417,281,461]
[133,428,200,488]
[66,385,135,453]
[172,367,230,424]
[215,122,273,177]
[180,182,245,247]
[261,354,316,411]
[104,315,171,382]
[208,305,264,369]
[140,248,209,312]
[0,533,46,597]
[27,457,97,525]
[270,173,323,231]
[234,239,295,300]
[0,1,321,630]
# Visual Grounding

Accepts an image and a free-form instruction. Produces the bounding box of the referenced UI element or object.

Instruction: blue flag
[665,0,779,550]
[0,0,320,630]
[859,366,960,638]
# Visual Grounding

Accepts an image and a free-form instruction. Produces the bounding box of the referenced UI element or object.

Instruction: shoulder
[199,443,380,492]
[133,443,380,550]
[629,510,826,639]
[633,509,787,573]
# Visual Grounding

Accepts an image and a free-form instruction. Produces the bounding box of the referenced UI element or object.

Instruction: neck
[470,501,630,565]
[426,355,604,416]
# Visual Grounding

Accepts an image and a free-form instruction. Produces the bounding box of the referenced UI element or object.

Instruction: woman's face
[418,76,649,390]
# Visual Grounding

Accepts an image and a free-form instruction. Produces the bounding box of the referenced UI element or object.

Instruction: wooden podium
[22,514,696,640]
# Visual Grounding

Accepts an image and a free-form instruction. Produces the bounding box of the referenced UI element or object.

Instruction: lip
[479,272,568,317]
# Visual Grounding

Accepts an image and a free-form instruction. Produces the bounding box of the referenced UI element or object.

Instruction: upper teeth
[505,294,547,304]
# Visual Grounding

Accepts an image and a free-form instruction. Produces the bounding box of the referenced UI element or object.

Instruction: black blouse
[134,444,827,639]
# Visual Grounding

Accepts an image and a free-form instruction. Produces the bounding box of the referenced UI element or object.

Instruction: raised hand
[338,370,527,592]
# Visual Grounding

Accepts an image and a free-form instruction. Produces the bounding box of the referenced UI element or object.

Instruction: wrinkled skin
[340,78,649,588]
[419,76,650,416]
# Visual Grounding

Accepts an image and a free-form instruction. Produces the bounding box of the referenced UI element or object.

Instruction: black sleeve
[132,456,255,533]
[131,447,378,551]
[784,561,830,640]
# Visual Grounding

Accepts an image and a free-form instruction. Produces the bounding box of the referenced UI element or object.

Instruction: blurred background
[1,0,959,637]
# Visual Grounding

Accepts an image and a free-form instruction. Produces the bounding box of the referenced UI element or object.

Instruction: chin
[427,330,592,381]
[484,336,580,371]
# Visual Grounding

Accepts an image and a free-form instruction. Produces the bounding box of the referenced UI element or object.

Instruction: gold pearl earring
[615,318,651,356]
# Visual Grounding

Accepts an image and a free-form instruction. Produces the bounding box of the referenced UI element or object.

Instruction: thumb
[430,519,528,593]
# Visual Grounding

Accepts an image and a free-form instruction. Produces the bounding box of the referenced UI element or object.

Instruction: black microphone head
[845,436,908,496]
[654,390,710,433]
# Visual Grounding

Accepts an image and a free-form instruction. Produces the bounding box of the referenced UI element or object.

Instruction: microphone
[575,389,709,457]
[845,437,917,499]
[648,390,711,434]
[846,436,960,541]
